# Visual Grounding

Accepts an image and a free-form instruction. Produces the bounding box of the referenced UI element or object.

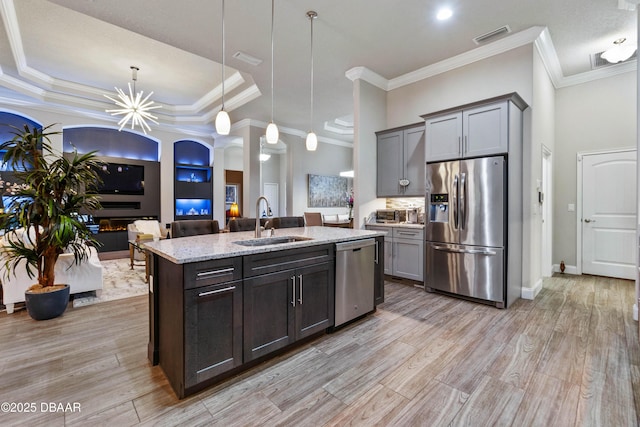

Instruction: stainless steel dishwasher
[335,238,375,327]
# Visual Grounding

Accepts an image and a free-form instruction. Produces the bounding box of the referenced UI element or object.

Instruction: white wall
[353,79,387,228]
[554,71,637,268]
[282,133,353,217]
[524,45,556,295]
[387,45,534,126]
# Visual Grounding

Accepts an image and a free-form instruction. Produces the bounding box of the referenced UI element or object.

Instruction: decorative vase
[25,284,70,320]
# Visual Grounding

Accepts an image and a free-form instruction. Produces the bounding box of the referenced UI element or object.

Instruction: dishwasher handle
[335,238,376,252]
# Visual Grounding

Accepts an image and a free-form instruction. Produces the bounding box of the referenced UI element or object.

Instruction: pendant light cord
[309,12,315,132]
[270,0,275,123]
[221,0,226,109]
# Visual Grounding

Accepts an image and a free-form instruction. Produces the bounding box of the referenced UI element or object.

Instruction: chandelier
[105,66,160,135]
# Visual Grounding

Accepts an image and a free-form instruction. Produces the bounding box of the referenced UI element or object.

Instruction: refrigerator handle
[460,172,466,230]
[453,174,459,230]
[425,190,430,227]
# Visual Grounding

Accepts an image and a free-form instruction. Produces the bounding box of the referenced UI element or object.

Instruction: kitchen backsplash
[386,197,424,211]
[386,197,425,223]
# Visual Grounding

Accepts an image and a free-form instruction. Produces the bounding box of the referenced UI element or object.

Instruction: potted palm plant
[0,124,103,320]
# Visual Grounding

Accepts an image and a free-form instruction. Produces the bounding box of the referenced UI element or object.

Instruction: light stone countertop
[143,226,386,264]
[364,222,425,229]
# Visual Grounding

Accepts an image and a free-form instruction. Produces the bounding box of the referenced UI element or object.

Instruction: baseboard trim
[552,263,579,275]
[521,278,543,300]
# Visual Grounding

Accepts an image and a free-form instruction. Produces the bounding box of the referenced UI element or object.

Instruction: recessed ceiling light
[436,7,453,20]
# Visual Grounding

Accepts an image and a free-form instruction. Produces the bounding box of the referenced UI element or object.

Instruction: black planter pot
[25,284,70,320]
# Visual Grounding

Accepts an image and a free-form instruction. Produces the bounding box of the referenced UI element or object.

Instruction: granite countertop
[364,222,425,229]
[143,226,386,264]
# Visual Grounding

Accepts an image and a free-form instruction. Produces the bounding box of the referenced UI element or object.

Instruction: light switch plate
[568,203,575,212]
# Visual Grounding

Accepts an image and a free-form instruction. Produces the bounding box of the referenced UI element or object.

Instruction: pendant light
[305,11,318,151]
[104,66,160,135]
[265,0,279,144]
[215,0,231,135]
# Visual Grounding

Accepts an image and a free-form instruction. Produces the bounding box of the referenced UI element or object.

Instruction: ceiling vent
[472,25,512,45]
[591,50,637,69]
[232,51,262,66]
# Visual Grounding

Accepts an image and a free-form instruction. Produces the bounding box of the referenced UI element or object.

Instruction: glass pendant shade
[305,131,317,151]
[215,109,231,135]
[266,122,279,144]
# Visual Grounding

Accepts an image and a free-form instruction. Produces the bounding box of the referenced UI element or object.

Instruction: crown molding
[347,25,635,92]
[389,26,546,90]
[345,67,388,90]
[234,119,353,148]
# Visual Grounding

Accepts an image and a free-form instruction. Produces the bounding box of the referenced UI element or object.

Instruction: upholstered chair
[272,216,304,229]
[170,220,220,238]
[127,220,168,260]
[303,212,323,226]
[228,218,273,232]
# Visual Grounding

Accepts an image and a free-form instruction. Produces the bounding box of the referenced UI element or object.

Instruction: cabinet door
[403,126,426,196]
[383,238,393,276]
[184,280,243,388]
[463,101,508,157]
[393,238,424,281]
[374,236,385,305]
[295,261,334,339]
[377,131,404,197]
[425,112,462,162]
[243,270,295,362]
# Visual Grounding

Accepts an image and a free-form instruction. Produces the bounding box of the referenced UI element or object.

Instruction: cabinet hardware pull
[458,136,461,156]
[298,274,303,304]
[375,241,379,264]
[197,267,234,278]
[198,286,235,297]
[398,232,418,236]
[291,276,296,307]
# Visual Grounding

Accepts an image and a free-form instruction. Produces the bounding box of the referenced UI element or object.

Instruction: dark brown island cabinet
[148,240,381,399]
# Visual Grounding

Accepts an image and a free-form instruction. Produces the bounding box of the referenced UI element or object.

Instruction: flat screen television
[95,163,144,195]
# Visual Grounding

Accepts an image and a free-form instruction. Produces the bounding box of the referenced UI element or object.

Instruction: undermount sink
[233,236,314,247]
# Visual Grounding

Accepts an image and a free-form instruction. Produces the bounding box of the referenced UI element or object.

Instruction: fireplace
[93,216,158,252]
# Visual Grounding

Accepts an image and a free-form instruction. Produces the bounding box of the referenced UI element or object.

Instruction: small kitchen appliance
[375,209,399,223]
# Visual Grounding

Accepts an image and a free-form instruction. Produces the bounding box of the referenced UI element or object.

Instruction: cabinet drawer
[392,228,424,240]
[184,257,242,289]
[243,244,334,278]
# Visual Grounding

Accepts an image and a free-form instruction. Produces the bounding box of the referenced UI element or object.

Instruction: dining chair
[303,212,323,226]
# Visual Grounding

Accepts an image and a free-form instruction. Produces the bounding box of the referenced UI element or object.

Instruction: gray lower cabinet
[184,280,243,388]
[392,228,424,282]
[374,236,385,305]
[243,244,335,362]
[156,256,243,398]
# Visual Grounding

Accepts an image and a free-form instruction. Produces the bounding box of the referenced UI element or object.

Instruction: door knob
[584,218,595,223]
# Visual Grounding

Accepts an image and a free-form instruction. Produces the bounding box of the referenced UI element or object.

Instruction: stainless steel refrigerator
[425,156,507,308]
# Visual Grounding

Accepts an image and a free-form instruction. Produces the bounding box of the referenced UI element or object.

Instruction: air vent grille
[591,50,637,69]
[473,25,512,45]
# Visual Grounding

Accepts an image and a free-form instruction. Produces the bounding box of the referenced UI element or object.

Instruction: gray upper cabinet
[376,124,425,197]
[424,95,525,162]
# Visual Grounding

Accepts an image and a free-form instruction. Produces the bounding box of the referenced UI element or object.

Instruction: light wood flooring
[1,274,638,426]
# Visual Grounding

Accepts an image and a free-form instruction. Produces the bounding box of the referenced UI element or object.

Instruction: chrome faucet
[255,195,271,238]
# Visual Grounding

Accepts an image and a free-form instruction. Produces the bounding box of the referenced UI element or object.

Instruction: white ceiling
[0,0,636,144]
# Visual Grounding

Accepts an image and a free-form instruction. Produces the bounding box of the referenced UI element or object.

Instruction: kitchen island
[143,226,385,398]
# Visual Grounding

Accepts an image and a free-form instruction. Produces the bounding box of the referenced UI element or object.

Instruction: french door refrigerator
[425,156,507,308]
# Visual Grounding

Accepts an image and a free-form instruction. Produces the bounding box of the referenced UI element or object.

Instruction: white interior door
[263,183,279,217]
[582,150,636,280]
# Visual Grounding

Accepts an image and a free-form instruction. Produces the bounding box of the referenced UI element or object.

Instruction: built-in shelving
[174,141,213,221]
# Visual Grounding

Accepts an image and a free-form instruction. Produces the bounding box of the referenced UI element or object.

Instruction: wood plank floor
[1,274,638,426]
